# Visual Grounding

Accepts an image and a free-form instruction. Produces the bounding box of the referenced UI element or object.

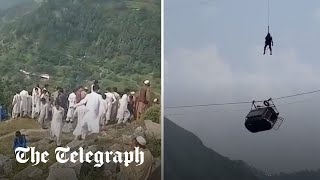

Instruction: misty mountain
[164,117,259,180]
[164,117,320,180]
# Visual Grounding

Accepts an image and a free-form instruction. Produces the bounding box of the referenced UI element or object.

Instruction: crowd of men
[10,79,158,179]
[11,80,154,146]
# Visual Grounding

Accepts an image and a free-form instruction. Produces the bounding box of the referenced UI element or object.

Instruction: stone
[110,143,122,152]
[144,120,161,140]
[134,126,145,137]
[13,166,43,180]
[47,168,78,180]
[122,135,132,145]
[0,154,14,176]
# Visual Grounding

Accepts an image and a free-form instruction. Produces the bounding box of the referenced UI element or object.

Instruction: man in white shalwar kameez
[117,89,131,124]
[66,90,77,123]
[72,94,87,140]
[50,99,64,146]
[32,86,41,119]
[74,84,104,139]
[105,87,116,125]
[27,93,32,117]
[12,92,21,119]
[40,89,50,108]
[111,87,120,121]
[38,98,49,129]
[19,89,29,118]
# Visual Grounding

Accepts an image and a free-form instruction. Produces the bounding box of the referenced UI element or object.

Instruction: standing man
[57,88,68,119]
[51,87,61,105]
[66,89,77,123]
[105,87,116,125]
[117,89,131,124]
[50,99,64,147]
[12,91,21,119]
[32,85,41,119]
[19,88,29,118]
[136,80,151,122]
[74,84,104,139]
[111,87,120,122]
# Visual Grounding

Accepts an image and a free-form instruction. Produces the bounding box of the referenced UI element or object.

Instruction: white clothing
[66,92,76,121]
[38,103,49,125]
[111,92,120,120]
[27,95,32,116]
[12,94,21,118]
[100,99,107,125]
[19,90,29,116]
[117,94,130,124]
[50,106,64,146]
[105,92,116,122]
[72,104,87,137]
[32,87,41,118]
[75,92,104,134]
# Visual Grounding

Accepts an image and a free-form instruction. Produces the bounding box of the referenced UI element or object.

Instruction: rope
[267,0,270,32]
[165,88,320,109]
[165,98,315,117]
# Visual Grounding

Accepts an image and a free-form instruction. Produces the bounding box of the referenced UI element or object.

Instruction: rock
[144,120,161,140]
[62,123,73,133]
[101,170,112,177]
[152,157,161,173]
[100,131,107,136]
[123,145,131,152]
[134,126,145,137]
[49,144,100,177]
[110,143,122,152]
[47,168,78,180]
[0,154,14,176]
[65,139,87,152]
[3,159,14,176]
[103,162,117,174]
[122,135,132,145]
[13,166,43,180]
[33,138,55,151]
[85,145,99,153]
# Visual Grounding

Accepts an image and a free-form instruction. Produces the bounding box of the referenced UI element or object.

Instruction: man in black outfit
[264,32,273,55]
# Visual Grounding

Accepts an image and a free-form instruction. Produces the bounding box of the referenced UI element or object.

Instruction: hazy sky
[164,0,320,173]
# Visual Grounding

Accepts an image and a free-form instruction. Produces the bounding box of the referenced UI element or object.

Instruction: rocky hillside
[0,117,161,179]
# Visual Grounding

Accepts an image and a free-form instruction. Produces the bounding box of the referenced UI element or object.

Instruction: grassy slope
[0,0,161,111]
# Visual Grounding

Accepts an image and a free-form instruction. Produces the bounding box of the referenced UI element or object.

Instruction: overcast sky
[164,0,320,173]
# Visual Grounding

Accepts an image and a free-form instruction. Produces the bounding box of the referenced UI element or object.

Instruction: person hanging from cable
[263,26,273,55]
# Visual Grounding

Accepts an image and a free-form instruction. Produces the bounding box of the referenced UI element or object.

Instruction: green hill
[0,0,160,109]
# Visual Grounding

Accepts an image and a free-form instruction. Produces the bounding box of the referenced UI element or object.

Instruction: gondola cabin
[245,99,280,133]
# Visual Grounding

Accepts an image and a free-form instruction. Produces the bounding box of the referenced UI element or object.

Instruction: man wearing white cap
[135,80,151,122]
[118,136,154,180]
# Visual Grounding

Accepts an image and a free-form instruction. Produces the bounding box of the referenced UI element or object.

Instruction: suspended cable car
[245,98,283,133]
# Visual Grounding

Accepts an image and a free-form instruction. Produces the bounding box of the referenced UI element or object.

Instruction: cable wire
[165,88,320,109]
